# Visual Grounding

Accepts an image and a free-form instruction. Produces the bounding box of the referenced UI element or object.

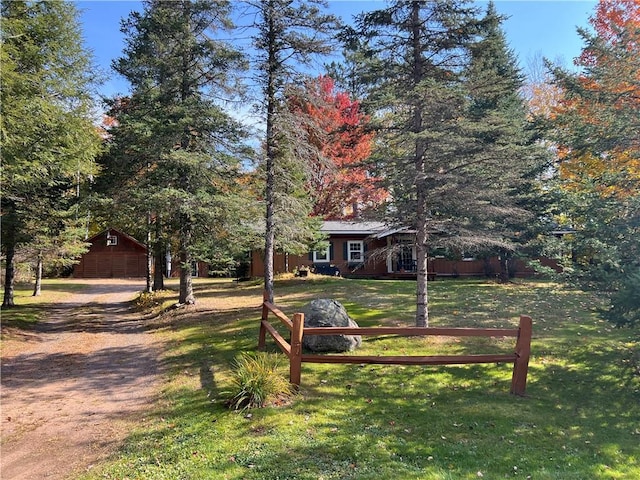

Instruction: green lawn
[8,276,640,479]
[0,280,88,333]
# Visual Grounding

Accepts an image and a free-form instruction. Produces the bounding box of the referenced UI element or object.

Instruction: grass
[0,279,87,334]
[226,351,294,410]
[6,276,640,479]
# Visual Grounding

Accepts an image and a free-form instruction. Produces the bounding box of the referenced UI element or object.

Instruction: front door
[396,240,416,272]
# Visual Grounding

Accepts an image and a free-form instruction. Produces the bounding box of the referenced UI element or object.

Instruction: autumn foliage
[548,1,640,327]
[586,0,639,49]
[288,76,386,219]
[553,0,640,198]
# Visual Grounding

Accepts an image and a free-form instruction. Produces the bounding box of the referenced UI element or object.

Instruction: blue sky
[77,0,597,99]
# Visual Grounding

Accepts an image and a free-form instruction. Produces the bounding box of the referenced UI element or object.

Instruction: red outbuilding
[73,228,147,278]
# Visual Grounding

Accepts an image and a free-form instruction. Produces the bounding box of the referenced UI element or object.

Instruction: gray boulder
[301,299,361,352]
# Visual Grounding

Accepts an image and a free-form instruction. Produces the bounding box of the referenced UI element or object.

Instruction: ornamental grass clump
[226,352,293,410]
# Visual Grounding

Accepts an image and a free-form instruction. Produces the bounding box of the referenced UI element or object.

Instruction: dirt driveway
[1,279,163,480]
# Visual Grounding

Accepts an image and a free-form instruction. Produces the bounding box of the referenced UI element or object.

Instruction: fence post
[258,290,268,351]
[510,315,532,396]
[290,312,304,388]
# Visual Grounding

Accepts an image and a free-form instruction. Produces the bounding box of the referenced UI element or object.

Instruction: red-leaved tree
[288,76,386,219]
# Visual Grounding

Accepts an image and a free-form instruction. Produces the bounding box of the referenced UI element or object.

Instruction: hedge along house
[73,228,147,278]
[250,220,559,279]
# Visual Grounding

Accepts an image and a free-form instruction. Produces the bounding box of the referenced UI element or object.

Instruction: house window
[347,241,364,263]
[313,246,331,263]
[106,235,118,246]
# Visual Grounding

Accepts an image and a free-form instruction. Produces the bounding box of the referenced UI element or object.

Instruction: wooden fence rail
[258,298,532,396]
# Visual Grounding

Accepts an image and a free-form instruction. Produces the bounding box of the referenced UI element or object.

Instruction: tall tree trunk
[176,1,194,306]
[154,245,165,290]
[263,4,277,304]
[264,160,275,303]
[499,249,510,284]
[411,2,429,327]
[3,239,16,307]
[178,214,195,305]
[32,251,43,296]
[415,222,429,327]
[145,211,153,293]
[153,219,164,291]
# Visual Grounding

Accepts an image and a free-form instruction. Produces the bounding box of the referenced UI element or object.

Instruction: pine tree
[23,209,89,296]
[108,0,250,304]
[1,0,101,306]
[352,0,480,326]
[352,0,544,325]
[464,2,551,282]
[242,0,339,302]
[92,103,160,292]
[267,91,326,258]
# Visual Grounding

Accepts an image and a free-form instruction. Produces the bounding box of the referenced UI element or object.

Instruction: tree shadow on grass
[1,304,49,332]
[99,301,639,480]
[112,359,634,480]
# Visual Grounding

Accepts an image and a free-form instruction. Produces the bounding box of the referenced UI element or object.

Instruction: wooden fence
[258,298,532,396]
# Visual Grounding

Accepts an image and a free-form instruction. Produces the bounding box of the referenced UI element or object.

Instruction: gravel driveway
[1,279,163,480]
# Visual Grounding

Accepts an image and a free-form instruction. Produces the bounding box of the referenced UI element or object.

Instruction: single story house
[250,220,560,279]
[73,228,147,278]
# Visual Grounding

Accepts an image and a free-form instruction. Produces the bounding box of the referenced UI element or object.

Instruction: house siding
[249,221,562,280]
[250,235,388,278]
[73,229,147,278]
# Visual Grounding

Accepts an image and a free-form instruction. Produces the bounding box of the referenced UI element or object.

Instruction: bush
[601,268,640,328]
[226,352,293,410]
[135,291,161,310]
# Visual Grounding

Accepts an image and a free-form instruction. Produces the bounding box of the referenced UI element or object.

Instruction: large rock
[301,299,361,352]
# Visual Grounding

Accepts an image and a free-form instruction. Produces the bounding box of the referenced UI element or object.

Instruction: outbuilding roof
[86,227,146,249]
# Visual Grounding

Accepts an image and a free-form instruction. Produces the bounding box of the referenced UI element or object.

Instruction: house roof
[373,226,416,239]
[321,221,387,235]
[320,220,417,238]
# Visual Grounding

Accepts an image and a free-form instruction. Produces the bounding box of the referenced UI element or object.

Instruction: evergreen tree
[242,0,339,302]
[108,0,251,304]
[353,1,543,325]
[464,3,551,282]
[268,90,325,258]
[22,198,90,296]
[549,0,640,326]
[352,0,479,326]
[92,100,160,292]
[1,0,101,306]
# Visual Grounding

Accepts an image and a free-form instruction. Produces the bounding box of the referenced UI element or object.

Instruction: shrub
[601,268,640,328]
[226,352,293,410]
[135,291,161,310]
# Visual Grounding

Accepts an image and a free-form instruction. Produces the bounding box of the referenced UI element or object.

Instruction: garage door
[77,253,145,278]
